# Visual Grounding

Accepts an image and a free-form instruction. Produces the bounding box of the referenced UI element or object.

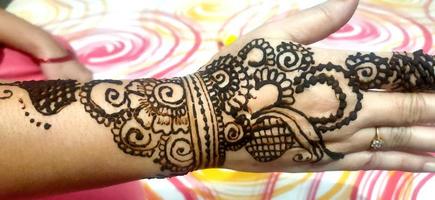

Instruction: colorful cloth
[7,0,435,199]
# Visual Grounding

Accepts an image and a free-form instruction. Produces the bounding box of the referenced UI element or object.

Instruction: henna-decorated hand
[6,1,435,197]
[3,0,435,182]
[74,0,435,175]
[193,0,435,173]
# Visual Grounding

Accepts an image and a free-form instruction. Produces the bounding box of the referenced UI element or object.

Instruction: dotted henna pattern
[18,98,51,130]
[17,80,79,115]
[0,38,434,175]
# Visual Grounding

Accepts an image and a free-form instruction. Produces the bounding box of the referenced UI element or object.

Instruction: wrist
[181,73,224,169]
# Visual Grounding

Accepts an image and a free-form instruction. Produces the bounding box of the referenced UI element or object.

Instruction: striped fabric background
[6,0,435,199]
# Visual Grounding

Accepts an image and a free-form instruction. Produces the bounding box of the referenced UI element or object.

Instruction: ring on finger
[370,127,385,150]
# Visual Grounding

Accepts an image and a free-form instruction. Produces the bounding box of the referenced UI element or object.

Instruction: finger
[41,61,93,82]
[331,126,435,154]
[307,47,435,91]
[306,151,435,172]
[203,0,358,68]
[249,0,359,44]
[73,65,93,82]
[359,92,435,127]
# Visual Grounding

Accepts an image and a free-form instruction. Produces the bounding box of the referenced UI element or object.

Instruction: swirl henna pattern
[0,38,434,175]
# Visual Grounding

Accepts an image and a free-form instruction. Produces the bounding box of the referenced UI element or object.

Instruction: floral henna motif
[238,38,275,67]
[200,54,250,116]
[126,79,189,135]
[200,39,434,164]
[253,67,295,106]
[79,78,195,174]
[201,39,354,163]
[0,38,434,175]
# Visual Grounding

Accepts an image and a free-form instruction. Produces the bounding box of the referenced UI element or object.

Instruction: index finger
[306,47,435,92]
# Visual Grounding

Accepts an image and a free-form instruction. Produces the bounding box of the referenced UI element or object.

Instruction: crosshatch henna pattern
[0,38,434,175]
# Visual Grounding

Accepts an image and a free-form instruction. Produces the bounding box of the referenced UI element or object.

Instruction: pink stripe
[351,171,366,200]
[307,173,324,200]
[382,3,432,51]
[185,175,216,199]
[129,10,201,79]
[153,14,201,78]
[261,172,280,200]
[382,14,411,51]
[411,173,434,200]
[360,3,409,51]
[405,16,433,52]
[129,15,180,78]
[366,171,383,200]
[381,171,404,200]
[168,177,197,200]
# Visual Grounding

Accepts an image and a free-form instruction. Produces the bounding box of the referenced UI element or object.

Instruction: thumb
[248,0,359,44]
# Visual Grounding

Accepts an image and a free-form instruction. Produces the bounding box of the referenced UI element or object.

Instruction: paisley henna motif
[1,38,434,175]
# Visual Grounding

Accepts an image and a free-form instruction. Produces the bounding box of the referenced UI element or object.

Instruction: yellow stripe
[318,172,351,200]
[193,169,271,182]
[401,172,414,200]
[272,173,313,197]
[338,172,359,199]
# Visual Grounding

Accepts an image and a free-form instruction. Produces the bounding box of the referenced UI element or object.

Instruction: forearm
[0,80,152,197]
[0,76,241,198]
[0,76,237,198]
[0,9,67,59]
[1,39,433,198]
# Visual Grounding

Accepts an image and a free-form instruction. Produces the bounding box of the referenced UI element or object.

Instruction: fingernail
[423,163,435,172]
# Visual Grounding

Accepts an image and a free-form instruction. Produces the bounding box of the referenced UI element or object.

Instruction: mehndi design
[1,38,434,176]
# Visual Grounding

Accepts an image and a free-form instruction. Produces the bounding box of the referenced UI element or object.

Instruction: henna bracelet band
[33,49,75,64]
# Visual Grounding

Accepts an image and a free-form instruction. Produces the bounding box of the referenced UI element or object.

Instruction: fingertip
[251,0,359,44]
[81,70,93,82]
[73,66,93,82]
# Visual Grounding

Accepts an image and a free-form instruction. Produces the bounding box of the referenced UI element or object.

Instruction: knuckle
[387,127,412,148]
[398,93,426,124]
[364,152,381,170]
[286,32,301,44]
[318,6,334,23]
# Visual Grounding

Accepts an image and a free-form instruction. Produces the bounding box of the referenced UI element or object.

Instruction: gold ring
[370,127,384,150]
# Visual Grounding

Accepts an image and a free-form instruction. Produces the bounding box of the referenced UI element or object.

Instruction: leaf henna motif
[1,38,434,175]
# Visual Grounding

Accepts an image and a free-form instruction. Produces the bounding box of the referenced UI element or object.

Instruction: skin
[1,0,435,199]
[0,9,92,82]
